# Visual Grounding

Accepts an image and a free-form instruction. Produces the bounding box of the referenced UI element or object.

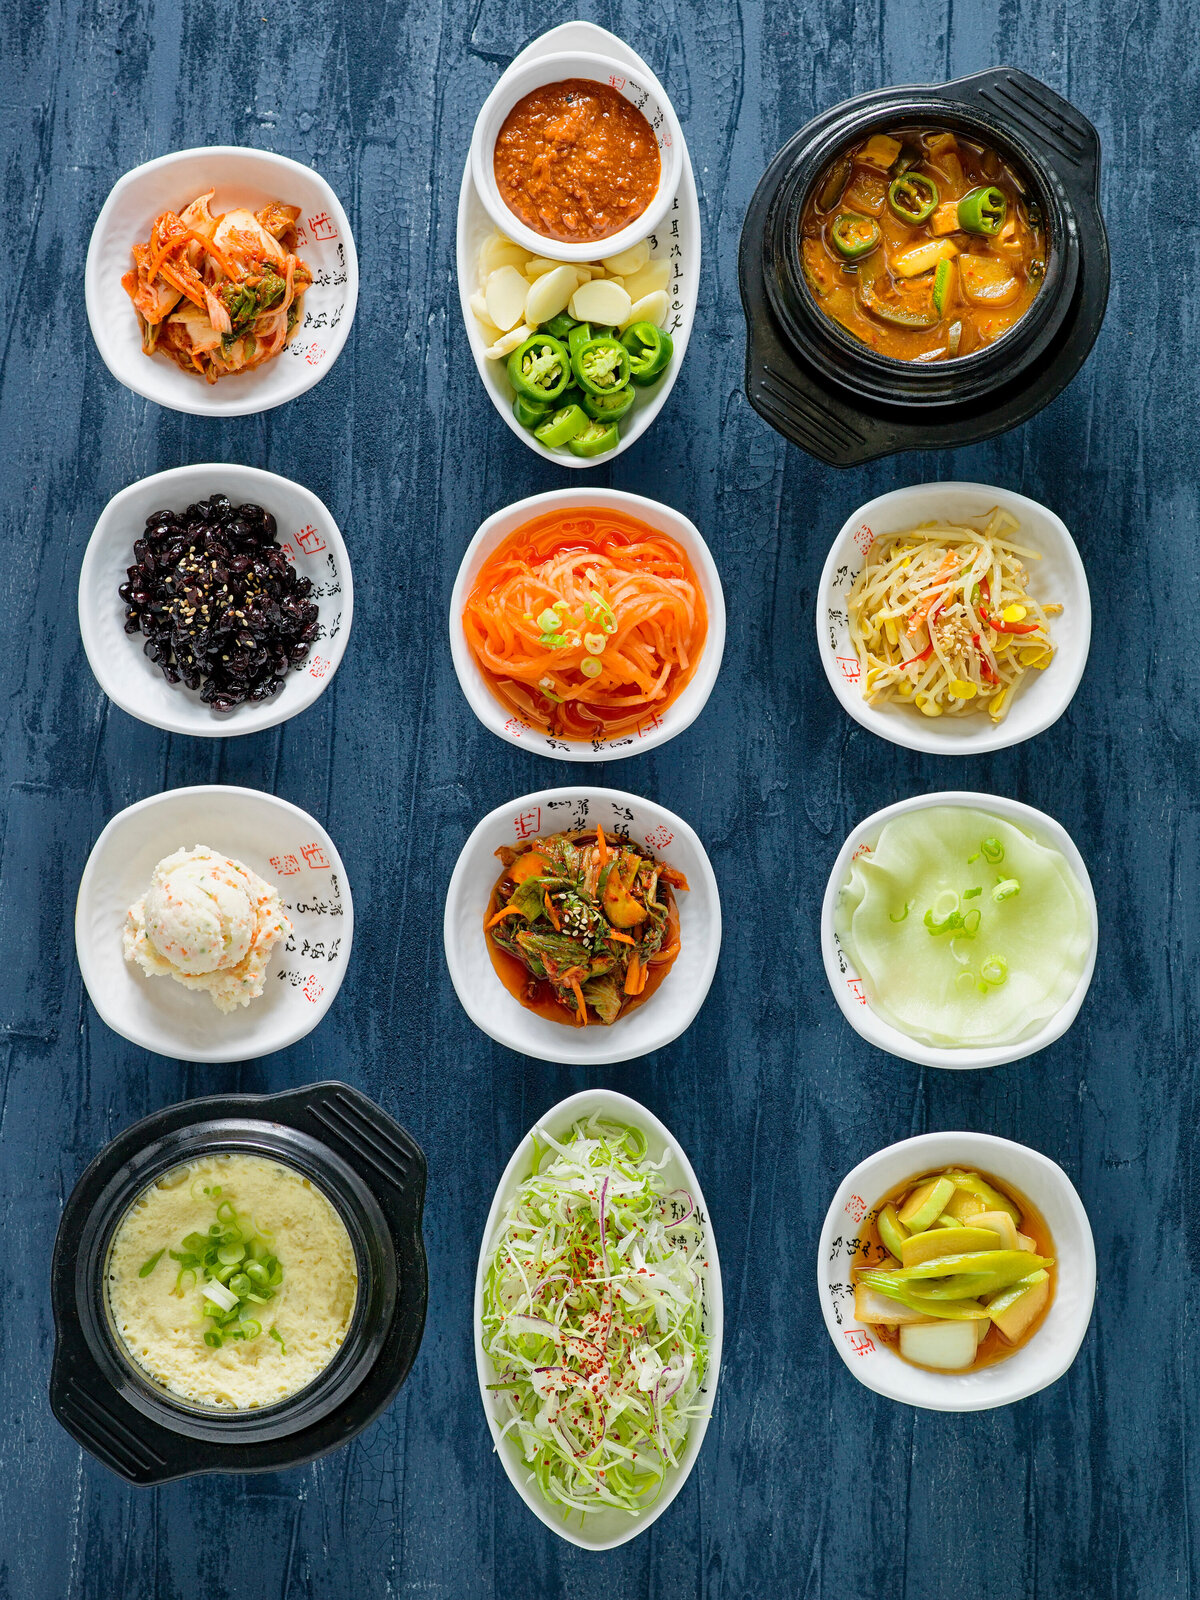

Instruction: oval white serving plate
[474,1087,723,1547]
[817,482,1091,756]
[449,487,725,762]
[79,463,353,738]
[76,785,353,1063]
[444,786,721,1065]
[821,790,1098,1071]
[468,49,683,264]
[818,1130,1095,1411]
[85,145,358,417]
[457,21,699,468]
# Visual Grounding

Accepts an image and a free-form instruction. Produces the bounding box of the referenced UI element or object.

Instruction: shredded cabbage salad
[481,1115,709,1518]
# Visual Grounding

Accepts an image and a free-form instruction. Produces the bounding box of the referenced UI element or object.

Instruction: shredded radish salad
[481,1114,709,1518]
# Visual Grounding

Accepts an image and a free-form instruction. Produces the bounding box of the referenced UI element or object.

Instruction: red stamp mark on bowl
[843,1329,875,1357]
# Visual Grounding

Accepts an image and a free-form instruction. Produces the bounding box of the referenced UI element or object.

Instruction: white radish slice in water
[899,1319,980,1369]
[622,259,671,302]
[480,234,529,277]
[524,265,580,329]
[483,323,530,360]
[485,266,530,332]
[620,289,670,330]
[601,240,650,276]
[569,277,633,327]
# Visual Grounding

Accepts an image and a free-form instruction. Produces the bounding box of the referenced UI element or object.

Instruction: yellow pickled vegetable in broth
[801,127,1047,361]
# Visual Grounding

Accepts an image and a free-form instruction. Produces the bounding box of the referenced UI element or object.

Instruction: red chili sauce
[493,77,661,245]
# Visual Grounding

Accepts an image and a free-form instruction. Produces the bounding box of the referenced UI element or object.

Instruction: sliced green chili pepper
[830,212,882,261]
[533,403,588,449]
[932,257,952,315]
[543,311,578,340]
[957,185,1007,234]
[566,420,620,458]
[620,322,673,386]
[568,322,598,361]
[571,335,631,396]
[582,384,635,422]
[512,391,552,429]
[858,280,939,329]
[506,334,570,402]
[888,171,939,224]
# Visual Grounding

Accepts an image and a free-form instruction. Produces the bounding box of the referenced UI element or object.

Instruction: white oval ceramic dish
[468,46,683,263]
[79,463,353,738]
[817,482,1091,755]
[474,1087,723,1547]
[444,787,720,1065]
[76,785,353,1063]
[457,22,699,467]
[449,487,725,762]
[85,146,358,416]
[818,1130,1095,1411]
[821,791,1097,1071]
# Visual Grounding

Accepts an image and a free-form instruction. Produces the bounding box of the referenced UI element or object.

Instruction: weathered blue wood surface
[0,0,1188,1595]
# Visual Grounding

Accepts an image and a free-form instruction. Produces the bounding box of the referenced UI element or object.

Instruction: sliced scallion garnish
[139,1249,164,1278]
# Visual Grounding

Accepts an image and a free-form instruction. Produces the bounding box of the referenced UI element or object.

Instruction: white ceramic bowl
[821,791,1098,1071]
[474,1087,723,1547]
[468,49,683,265]
[444,787,720,1065]
[76,785,353,1063]
[85,146,358,416]
[817,482,1091,755]
[79,463,353,738]
[818,1130,1095,1411]
[458,23,700,469]
[449,488,724,761]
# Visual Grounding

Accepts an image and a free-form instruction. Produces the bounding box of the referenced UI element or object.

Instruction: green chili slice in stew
[957,185,1008,234]
[830,212,882,260]
[887,172,939,225]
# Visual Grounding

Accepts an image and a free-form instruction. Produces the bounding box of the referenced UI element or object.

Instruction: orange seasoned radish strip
[543,892,561,931]
[567,972,589,1025]
[624,954,641,995]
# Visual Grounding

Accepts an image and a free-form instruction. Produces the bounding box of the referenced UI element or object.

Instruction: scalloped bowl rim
[448,487,725,762]
[820,790,1098,1070]
[473,1087,723,1546]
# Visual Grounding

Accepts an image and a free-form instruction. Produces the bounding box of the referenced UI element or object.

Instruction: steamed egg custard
[107,1153,357,1410]
[835,807,1090,1048]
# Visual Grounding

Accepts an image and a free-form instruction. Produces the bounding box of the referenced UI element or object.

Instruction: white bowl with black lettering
[817,482,1090,755]
[818,1131,1095,1411]
[475,1088,722,1546]
[821,790,1097,1071]
[449,487,724,761]
[85,145,358,416]
[79,464,353,738]
[444,787,720,1065]
[75,785,353,1063]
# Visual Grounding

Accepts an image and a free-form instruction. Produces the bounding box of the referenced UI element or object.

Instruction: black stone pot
[739,68,1109,466]
[49,1082,427,1484]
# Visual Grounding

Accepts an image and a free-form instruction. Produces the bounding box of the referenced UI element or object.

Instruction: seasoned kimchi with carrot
[122,191,312,381]
[485,827,687,1027]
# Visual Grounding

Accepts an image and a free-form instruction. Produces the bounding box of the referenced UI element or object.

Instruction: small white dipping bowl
[79,463,353,738]
[449,488,724,762]
[821,791,1097,1071]
[444,787,720,1065]
[468,50,683,265]
[76,785,353,1063]
[817,482,1091,756]
[86,146,358,416]
[818,1130,1095,1411]
[474,1087,722,1547]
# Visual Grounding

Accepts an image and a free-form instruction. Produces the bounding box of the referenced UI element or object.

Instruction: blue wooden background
[0,0,1189,1595]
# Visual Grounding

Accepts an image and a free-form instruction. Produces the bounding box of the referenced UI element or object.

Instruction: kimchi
[121,191,313,382]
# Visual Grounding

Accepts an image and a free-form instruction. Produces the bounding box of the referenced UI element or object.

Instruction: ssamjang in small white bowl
[85,145,358,417]
[818,1130,1095,1412]
[79,463,352,738]
[817,481,1091,756]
